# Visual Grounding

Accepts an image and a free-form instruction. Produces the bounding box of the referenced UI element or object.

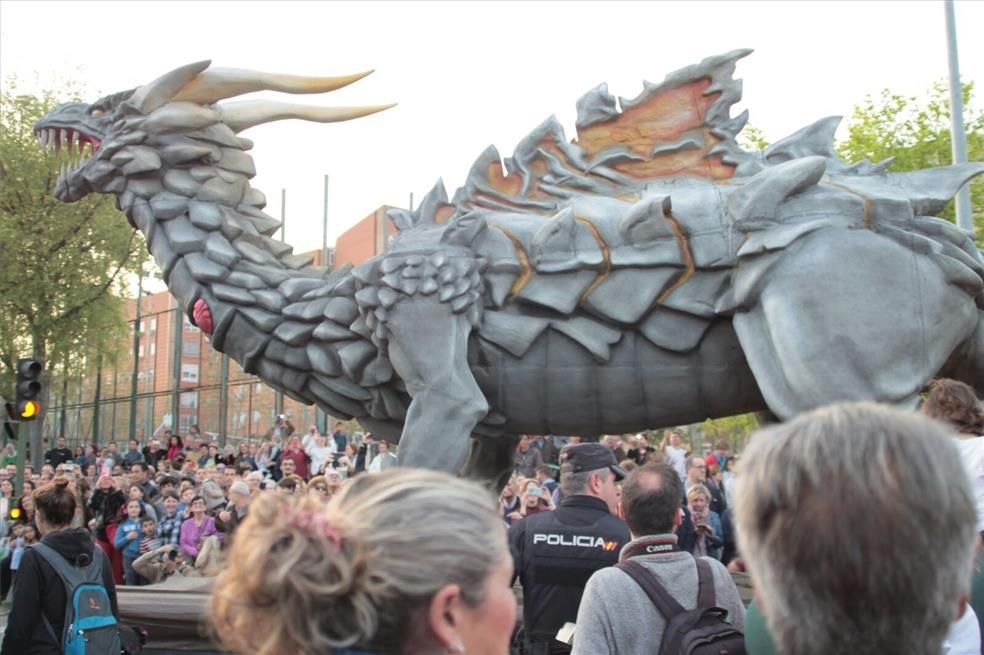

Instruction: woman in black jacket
[0,478,119,655]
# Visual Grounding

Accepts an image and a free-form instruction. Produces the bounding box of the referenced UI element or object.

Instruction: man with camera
[133,544,199,584]
[573,462,744,655]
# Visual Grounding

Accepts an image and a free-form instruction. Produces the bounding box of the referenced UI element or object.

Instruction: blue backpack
[30,542,122,655]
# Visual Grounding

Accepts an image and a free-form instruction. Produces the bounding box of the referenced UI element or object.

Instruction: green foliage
[0,78,146,397]
[738,123,769,151]
[702,413,759,453]
[836,81,984,246]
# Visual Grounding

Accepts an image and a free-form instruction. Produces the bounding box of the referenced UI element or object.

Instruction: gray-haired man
[573,462,744,655]
[736,402,978,655]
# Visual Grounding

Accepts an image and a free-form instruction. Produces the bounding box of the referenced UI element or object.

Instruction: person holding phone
[686,484,723,560]
[509,480,553,522]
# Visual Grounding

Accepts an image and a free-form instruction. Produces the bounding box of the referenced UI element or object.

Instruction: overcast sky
[2,1,982,255]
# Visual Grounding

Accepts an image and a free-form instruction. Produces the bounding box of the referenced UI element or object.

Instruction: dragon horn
[126,60,212,114]
[217,100,396,133]
[172,68,375,105]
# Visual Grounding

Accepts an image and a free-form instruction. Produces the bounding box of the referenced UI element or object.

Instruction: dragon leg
[733,228,979,419]
[461,434,521,493]
[385,295,489,476]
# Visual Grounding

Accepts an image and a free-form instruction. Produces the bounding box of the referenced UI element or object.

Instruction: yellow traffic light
[18,400,40,419]
[14,357,43,422]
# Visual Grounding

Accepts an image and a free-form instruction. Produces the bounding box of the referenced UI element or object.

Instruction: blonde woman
[686,483,723,560]
[212,469,516,655]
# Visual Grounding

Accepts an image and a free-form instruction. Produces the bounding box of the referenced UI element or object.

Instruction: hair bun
[53,478,70,490]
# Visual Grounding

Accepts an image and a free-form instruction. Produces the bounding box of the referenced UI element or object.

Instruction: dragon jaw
[34,94,132,203]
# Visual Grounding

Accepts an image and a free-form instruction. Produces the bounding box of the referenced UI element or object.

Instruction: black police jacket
[508,495,630,642]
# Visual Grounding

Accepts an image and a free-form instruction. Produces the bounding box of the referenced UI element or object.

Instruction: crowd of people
[0,418,402,652]
[2,377,984,655]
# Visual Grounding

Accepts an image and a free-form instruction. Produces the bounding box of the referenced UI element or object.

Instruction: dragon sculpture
[36,51,984,488]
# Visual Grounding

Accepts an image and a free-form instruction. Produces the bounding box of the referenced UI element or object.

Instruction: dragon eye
[90,108,105,117]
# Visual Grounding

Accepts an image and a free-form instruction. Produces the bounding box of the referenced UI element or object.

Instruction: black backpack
[616,558,744,655]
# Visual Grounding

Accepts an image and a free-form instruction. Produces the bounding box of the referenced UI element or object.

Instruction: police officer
[509,442,631,654]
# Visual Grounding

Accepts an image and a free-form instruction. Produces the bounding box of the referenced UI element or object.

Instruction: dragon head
[35,87,135,202]
[35,60,394,206]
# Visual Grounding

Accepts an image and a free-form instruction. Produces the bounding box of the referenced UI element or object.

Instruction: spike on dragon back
[36,51,984,488]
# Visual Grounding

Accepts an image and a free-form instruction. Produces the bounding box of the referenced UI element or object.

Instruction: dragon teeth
[59,129,67,152]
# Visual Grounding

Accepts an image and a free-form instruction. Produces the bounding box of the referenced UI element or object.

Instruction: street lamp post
[128,272,144,440]
[944,0,974,236]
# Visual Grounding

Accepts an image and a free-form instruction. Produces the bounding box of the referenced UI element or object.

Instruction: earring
[449,643,464,654]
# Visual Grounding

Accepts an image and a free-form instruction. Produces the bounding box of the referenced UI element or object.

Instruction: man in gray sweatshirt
[572,462,745,655]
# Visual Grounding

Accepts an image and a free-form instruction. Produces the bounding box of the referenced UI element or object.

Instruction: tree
[737,123,769,151]
[836,81,983,246]
[702,413,759,454]
[0,78,147,453]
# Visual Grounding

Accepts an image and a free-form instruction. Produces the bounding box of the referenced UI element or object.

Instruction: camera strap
[620,537,680,561]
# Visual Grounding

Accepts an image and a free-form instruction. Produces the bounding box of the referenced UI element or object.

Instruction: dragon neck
[117,171,340,374]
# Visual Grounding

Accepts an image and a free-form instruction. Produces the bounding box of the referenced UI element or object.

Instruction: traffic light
[13,358,43,421]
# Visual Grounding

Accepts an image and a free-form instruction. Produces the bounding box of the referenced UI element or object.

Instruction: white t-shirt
[944,604,981,655]
[952,436,984,533]
[306,442,337,477]
[664,445,688,480]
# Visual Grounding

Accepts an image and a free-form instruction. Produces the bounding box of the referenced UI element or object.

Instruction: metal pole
[13,422,23,499]
[275,189,285,419]
[110,361,118,440]
[944,0,973,235]
[247,380,254,438]
[219,354,229,447]
[171,305,183,436]
[59,372,68,440]
[322,175,329,268]
[317,175,329,434]
[92,352,102,448]
[75,371,82,448]
[129,274,143,439]
[280,188,286,241]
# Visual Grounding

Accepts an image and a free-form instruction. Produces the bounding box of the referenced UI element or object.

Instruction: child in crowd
[114,499,145,585]
[5,523,38,602]
[140,517,161,555]
[158,492,184,546]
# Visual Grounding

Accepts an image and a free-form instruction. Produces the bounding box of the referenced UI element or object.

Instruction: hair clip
[291,509,342,547]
